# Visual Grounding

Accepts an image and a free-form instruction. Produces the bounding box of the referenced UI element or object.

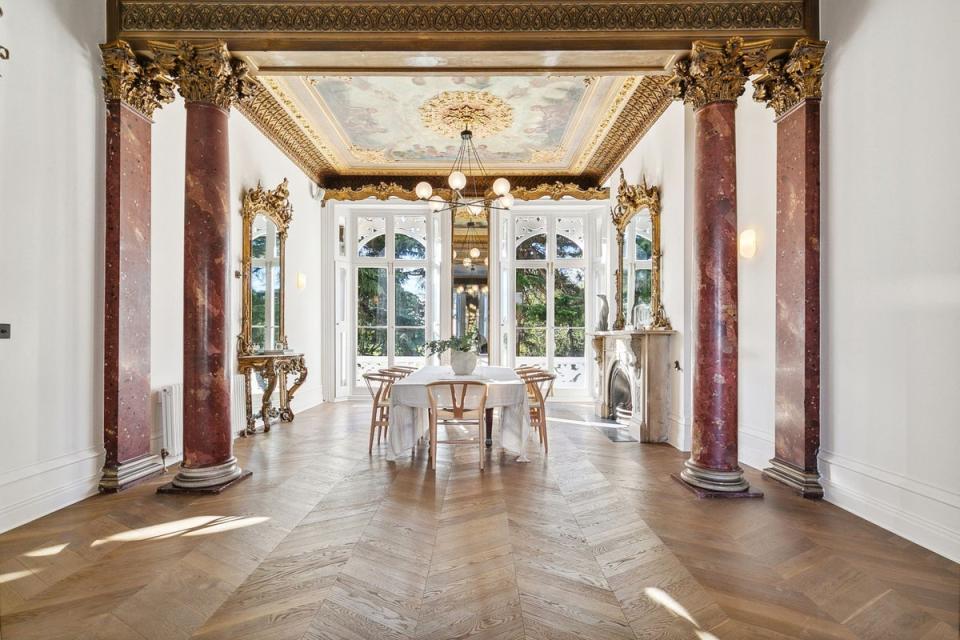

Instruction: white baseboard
[667,413,691,452]
[819,450,960,563]
[738,424,774,471]
[0,446,103,534]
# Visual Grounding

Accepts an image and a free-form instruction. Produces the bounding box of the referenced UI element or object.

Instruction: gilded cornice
[100,39,174,117]
[235,82,336,181]
[150,40,258,110]
[117,2,806,34]
[670,36,773,110]
[582,76,673,184]
[753,38,827,117]
[322,180,606,203]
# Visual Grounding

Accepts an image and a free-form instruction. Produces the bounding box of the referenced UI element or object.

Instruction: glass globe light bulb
[500,193,515,209]
[414,181,433,200]
[492,177,511,196]
[448,170,467,191]
[463,257,472,267]
[484,257,489,266]
[428,194,444,212]
[469,247,480,258]
[457,285,464,293]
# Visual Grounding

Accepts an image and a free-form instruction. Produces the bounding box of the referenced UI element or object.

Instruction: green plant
[424,325,481,356]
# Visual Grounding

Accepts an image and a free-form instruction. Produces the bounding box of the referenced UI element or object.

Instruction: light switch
[0,324,9,339]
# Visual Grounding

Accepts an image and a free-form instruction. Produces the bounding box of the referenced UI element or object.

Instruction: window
[623,215,653,327]
[512,213,589,389]
[250,214,281,351]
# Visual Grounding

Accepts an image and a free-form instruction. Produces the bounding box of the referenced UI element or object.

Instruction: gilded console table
[237,352,308,435]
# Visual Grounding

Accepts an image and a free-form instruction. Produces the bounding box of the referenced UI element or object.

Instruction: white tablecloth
[387,365,531,462]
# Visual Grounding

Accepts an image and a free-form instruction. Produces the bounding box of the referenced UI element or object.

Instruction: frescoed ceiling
[257,73,653,179]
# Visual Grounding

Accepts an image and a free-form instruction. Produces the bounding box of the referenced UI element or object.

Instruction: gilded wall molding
[100,39,174,117]
[117,2,806,35]
[235,82,336,181]
[150,40,258,110]
[582,76,673,184]
[322,180,607,203]
[322,182,422,203]
[510,182,609,202]
[670,36,773,110]
[753,37,827,117]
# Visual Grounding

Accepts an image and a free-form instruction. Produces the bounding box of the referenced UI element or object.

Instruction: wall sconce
[296,272,307,289]
[739,229,758,259]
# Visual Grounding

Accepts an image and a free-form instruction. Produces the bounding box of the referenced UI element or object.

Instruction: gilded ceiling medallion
[419,91,513,139]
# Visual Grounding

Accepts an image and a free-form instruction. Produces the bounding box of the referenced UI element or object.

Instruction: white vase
[450,350,478,375]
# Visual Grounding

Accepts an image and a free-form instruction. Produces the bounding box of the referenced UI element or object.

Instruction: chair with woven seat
[522,370,556,454]
[362,372,396,454]
[426,380,489,470]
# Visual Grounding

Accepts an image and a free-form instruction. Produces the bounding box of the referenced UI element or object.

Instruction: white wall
[0,0,107,531]
[735,84,778,471]
[816,0,960,561]
[607,102,692,450]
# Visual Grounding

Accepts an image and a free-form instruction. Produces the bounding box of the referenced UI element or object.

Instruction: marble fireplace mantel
[589,329,675,442]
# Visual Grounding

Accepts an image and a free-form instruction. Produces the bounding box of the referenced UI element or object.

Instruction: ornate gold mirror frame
[610,168,671,332]
[238,178,293,356]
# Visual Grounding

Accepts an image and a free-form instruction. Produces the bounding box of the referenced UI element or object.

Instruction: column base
[675,459,762,498]
[99,454,164,493]
[157,457,251,495]
[762,458,823,499]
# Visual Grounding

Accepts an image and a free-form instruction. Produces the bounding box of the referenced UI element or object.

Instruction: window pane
[634,268,652,306]
[515,216,547,260]
[357,267,387,326]
[395,216,427,259]
[635,216,652,260]
[272,265,281,329]
[357,216,386,257]
[338,216,346,256]
[515,268,547,327]
[516,328,547,358]
[395,328,425,356]
[251,216,268,258]
[556,217,584,258]
[357,327,386,356]
[252,266,266,326]
[554,268,585,327]
[554,327,585,357]
[395,267,426,327]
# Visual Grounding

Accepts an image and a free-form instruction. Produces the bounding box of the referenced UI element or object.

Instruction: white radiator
[157,376,247,464]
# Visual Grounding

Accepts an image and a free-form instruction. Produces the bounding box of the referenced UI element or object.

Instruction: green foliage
[425,325,481,356]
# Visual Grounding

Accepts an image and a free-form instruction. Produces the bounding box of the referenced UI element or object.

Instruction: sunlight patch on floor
[90,515,270,547]
[22,542,69,557]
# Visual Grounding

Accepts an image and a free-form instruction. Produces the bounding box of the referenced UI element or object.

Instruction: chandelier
[413,124,515,220]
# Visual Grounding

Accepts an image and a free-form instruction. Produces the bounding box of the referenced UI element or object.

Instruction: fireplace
[590,329,675,442]
[609,364,633,423]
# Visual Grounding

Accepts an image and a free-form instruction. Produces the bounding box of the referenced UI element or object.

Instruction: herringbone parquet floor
[0,402,956,639]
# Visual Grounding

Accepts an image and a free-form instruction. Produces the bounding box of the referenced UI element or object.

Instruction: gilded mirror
[451,209,489,357]
[611,168,670,331]
[239,179,293,356]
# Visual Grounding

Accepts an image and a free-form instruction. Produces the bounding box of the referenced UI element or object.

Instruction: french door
[508,213,589,390]
[353,213,432,384]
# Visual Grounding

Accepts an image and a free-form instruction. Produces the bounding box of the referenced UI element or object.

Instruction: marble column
[670,37,771,494]
[151,41,257,492]
[99,41,172,492]
[754,39,828,498]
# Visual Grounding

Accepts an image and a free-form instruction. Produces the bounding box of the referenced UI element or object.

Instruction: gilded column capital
[753,38,827,117]
[100,40,175,118]
[150,40,259,111]
[669,36,773,110]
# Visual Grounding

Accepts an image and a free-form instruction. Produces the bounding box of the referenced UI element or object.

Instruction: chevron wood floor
[0,401,957,640]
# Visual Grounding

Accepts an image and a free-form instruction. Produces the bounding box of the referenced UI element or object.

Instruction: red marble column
[763,100,822,497]
[100,100,163,492]
[670,37,771,495]
[680,101,752,494]
[754,39,827,498]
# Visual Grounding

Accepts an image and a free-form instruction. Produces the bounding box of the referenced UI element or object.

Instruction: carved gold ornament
[117,2,805,34]
[100,40,174,117]
[321,180,606,203]
[510,182,608,202]
[419,91,513,138]
[150,40,259,110]
[670,36,773,110]
[753,38,827,117]
[611,169,671,331]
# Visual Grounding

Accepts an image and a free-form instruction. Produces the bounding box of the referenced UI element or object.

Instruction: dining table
[386,365,531,462]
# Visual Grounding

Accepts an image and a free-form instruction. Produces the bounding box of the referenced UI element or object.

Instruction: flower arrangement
[424,325,482,356]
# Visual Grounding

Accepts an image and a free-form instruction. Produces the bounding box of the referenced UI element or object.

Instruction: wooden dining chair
[362,372,395,454]
[522,371,556,454]
[425,381,489,470]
